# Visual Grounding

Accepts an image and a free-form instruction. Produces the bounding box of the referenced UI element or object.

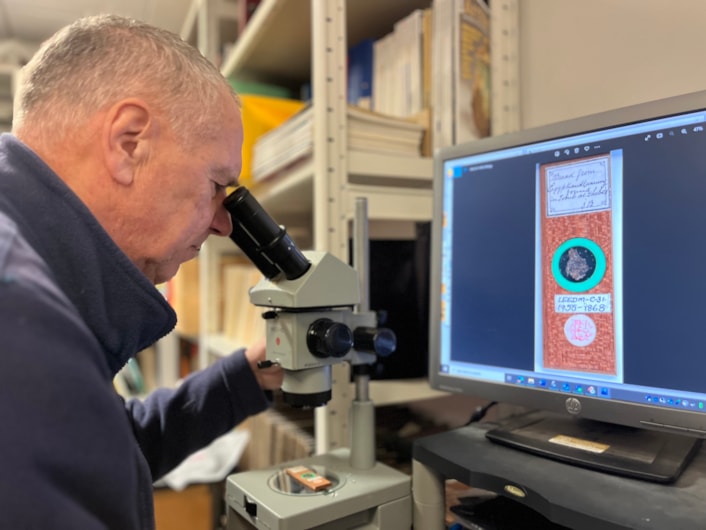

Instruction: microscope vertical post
[350,198,376,470]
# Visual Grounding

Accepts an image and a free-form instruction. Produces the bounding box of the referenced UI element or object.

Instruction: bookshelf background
[0,41,33,134]
[116,2,706,502]
[0,66,15,133]
[164,0,522,462]
[3,1,706,527]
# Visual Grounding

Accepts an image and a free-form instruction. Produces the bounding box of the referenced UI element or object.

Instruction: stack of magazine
[251,104,426,183]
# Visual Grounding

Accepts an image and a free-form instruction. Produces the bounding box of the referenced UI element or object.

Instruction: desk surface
[413,422,706,530]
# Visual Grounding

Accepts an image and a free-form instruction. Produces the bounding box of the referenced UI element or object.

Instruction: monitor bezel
[428,89,706,438]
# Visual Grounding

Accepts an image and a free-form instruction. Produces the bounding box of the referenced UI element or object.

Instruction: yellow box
[239,94,305,187]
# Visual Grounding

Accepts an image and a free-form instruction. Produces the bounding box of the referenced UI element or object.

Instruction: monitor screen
[429,90,706,449]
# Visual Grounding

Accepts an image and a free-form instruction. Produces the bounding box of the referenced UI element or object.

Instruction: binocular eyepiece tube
[224,186,310,281]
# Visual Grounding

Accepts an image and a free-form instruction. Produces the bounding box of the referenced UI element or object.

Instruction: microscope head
[225,187,395,408]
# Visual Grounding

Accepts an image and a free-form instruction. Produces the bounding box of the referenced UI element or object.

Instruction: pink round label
[564,314,596,347]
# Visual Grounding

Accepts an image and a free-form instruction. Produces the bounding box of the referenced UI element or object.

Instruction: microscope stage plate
[226,448,411,530]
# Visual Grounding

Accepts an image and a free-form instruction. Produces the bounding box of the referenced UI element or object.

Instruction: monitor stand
[485,410,702,483]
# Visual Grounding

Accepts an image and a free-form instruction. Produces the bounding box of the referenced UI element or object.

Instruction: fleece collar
[0,134,176,375]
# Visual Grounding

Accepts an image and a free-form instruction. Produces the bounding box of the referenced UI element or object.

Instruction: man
[0,14,282,529]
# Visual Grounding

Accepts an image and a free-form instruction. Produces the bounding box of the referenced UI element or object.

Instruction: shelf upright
[181,0,238,67]
[310,0,350,455]
[490,0,520,135]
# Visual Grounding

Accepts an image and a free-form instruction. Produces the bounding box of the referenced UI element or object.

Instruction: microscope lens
[225,187,310,280]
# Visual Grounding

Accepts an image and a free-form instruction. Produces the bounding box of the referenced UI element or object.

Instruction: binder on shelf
[454,0,491,143]
[394,9,424,118]
[372,32,393,118]
[421,8,433,112]
[372,8,429,120]
[432,0,491,150]
[347,38,374,109]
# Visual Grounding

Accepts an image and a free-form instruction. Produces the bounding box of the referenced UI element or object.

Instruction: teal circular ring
[551,237,606,292]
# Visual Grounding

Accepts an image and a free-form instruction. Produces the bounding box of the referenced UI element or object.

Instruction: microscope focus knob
[307,318,353,358]
[353,327,397,357]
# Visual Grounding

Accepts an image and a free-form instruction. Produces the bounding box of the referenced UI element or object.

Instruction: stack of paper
[252,104,426,183]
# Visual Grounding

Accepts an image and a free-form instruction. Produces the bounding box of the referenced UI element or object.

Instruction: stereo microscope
[222,187,413,530]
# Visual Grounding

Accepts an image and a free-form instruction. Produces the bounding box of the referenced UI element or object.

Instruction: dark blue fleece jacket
[0,133,268,529]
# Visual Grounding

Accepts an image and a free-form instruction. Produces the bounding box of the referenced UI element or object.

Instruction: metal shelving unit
[180,0,239,65]
[0,65,15,133]
[191,0,520,453]
[0,40,33,133]
[211,0,437,454]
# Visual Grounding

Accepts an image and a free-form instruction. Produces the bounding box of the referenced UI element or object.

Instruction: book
[372,32,393,116]
[222,263,265,346]
[347,38,374,109]
[394,9,425,118]
[432,0,455,150]
[432,0,491,150]
[372,9,428,120]
[251,105,426,183]
[454,0,491,143]
[421,8,433,112]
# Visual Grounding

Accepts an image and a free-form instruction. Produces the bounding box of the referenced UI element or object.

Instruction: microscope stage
[226,448,411,530]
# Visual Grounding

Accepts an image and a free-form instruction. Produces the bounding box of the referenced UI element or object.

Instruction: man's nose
[210,205,233,237]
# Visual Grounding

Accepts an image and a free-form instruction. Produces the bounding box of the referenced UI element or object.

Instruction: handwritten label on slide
[555,294,612,314]
[545,157,611,216]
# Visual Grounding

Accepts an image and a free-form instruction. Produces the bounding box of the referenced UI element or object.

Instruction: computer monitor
[429,90,706,483]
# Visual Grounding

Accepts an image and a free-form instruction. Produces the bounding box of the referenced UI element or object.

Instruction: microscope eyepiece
[225,186,310,280]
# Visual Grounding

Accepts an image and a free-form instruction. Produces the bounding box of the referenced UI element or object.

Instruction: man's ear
[103,99,153,186]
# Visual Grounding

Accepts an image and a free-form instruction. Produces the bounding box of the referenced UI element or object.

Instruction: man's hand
[244,337,284,390]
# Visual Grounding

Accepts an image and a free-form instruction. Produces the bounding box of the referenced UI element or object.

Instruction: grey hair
[13,14,235,142]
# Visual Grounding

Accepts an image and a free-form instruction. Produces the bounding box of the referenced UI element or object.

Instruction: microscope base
[225,447,411,530]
